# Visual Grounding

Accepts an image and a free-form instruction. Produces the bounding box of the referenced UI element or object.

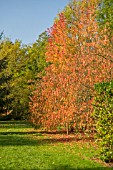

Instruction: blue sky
[0,0,70,44]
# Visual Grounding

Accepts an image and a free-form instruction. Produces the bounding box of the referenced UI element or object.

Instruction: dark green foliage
[0,31,48,120]
[93,81,113,162]
[0,40,13,115]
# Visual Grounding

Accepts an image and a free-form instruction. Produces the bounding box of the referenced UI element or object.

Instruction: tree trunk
[66,123,69,135]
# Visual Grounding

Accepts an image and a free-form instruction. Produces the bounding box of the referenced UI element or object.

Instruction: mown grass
[0,121,112,170]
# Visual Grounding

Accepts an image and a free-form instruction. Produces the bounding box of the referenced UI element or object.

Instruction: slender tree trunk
[66,123,69,135]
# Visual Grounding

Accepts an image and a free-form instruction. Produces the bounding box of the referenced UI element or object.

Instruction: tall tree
[0,40,14,115]
[0,31,48,119]
[29,0,113,133]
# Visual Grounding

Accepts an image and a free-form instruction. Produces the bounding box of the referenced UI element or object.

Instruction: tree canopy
[29,0,113,134]
[0,31,48,119]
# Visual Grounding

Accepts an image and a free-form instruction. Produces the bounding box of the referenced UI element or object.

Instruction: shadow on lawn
[0,168,111,170]
[0,121,32,129]
[0,120,30,125]
[0,128,94,146]
[0,135,95,147]
[0,125,32,129]
[0,133,82,146]
[0,134,40,146]
[51,165,111,170]
[5,166,111,170]
[0,165,111,170]
[0,131,39,135]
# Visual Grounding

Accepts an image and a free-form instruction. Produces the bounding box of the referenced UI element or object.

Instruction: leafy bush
[93,81,113,162]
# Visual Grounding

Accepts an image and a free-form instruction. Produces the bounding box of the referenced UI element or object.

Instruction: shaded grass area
[0,121,112,170]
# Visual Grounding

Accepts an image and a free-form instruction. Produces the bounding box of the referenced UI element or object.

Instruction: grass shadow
[0,121,94,146]
[0,135,40,146]
[0,120,29,124]
[0,133,94,146]
[0,125,32,129]
[0,134,81,146]
[0,121,32,129]
[0,167,111,170]
[51,166,112,170]
[0,131,40,135]
[16,166,112,170]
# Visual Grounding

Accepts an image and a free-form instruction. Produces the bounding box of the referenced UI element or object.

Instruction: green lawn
[0,121,112,170]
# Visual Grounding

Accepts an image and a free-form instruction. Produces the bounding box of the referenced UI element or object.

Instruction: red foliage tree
[29,0,113,134]
[67,0,113,131]
[30,13,77,134]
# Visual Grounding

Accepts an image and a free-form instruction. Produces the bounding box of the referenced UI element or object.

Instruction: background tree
[0,31,48,119]
[0,39,14,115]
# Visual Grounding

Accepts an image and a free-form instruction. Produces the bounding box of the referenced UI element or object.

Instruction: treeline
[0,31,48,119]
[0,0,113,162]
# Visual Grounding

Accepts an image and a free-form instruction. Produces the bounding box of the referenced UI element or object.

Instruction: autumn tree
[64,0,113,130]
[29,14,77,134]
[30,0,113,133]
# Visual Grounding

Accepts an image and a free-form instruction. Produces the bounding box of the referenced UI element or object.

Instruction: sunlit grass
[0,121,111,170]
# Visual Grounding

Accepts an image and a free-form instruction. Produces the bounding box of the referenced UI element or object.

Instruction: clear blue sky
[0,0,70,44]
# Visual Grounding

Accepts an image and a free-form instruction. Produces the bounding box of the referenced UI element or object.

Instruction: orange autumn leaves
[29,0,113,133]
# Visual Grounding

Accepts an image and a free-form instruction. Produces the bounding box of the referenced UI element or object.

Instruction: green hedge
[93,81,113,162]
